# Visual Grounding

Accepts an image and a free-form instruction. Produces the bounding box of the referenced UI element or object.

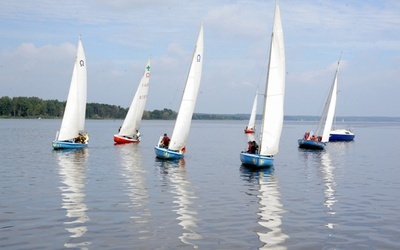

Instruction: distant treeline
[1,96,399,121]
[0,96,243,120]
[0,96,126,119]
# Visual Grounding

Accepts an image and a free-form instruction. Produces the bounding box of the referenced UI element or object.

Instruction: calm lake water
[1,119,399,249]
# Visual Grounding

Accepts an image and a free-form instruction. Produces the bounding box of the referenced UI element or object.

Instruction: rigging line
[169,55,192,111]
[256,43,270,92]
[254,42,270,120]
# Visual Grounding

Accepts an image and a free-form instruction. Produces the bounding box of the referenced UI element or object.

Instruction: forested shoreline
[0,96,242,120]
[1,96,399,121]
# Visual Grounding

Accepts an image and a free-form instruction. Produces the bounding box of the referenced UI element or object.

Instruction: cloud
[0,42,76,100]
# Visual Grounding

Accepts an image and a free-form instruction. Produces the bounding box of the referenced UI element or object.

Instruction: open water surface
[1,119,399,249]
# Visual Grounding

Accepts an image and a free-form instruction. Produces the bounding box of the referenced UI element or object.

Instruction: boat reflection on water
[320,151,338,229]
[240,166,289,249]
[115,144,151,239]
[54,148,91,249]
[155,159,202,248]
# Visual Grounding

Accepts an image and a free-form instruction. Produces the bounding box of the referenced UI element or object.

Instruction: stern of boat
[155,146,184,160]
[240,152,274,168]
[298,139,325,150]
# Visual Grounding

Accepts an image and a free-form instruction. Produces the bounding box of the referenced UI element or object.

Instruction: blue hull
[298,139,325,150]
[329,134,355,141]
[240,152,274,168]
[53,141,88,149]
[154,146,183,160]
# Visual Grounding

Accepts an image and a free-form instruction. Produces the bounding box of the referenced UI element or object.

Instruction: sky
[1,0,399,117]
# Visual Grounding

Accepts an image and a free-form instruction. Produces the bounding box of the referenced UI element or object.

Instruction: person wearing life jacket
[246,141,255,154]
[253,141,259,154]
[160,133,170,148]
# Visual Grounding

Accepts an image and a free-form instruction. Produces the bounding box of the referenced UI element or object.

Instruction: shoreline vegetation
[0,96,399,122]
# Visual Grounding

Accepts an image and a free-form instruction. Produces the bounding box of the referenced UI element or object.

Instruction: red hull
[114,135,139,144]
[244,129,255,134]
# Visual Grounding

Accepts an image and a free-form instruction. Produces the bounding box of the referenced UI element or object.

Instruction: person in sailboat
[246,141,256,154]
[75,131,89,144]
[160,133,170,148]
[244,126,254,133]
[133,129,141,140]
[253,141,259,154]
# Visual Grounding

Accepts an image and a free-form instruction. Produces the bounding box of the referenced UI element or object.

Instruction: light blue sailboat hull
[53,141,88,150]
[298,139,325,150]
[154,146,183,160]
[240,152,274,168]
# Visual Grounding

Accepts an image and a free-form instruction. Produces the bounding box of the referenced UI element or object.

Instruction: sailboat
[154,23,204,160]
[298,58,341,150]
[240,3,285,168]
[114,59,151,144]
[329,114,355,141]
[53,37,88,149]
[329,127,355,141]
[244,91,258,134]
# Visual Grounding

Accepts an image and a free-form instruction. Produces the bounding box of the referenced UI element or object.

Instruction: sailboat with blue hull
[298,57,341,150]
[329,129,355,141]
[154,23,204,160]
[53,37,88,150]
[240,3,285,168]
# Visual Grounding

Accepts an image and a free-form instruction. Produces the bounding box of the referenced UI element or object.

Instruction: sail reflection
[241,167,288,249]
[55,148,91,249]
[320,151,337,229]
[156,159,202,248]
[116,144,151,239]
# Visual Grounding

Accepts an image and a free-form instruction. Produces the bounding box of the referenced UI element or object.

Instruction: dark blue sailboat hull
[329,130,355,141]
[298,139,325,150]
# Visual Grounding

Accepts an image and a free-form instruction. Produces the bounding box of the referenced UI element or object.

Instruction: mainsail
[247,92,258,131]
[169,24,204,151]
[315,61,340,142]
[259,4,285,156]
[118,59,151,137]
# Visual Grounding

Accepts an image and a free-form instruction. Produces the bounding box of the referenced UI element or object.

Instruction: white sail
[58,38,87,141]
[119,59,151,137]
[315,61,339,142]
[259,4,285,156]
[169,24,204,151]
[247,92,258,131]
